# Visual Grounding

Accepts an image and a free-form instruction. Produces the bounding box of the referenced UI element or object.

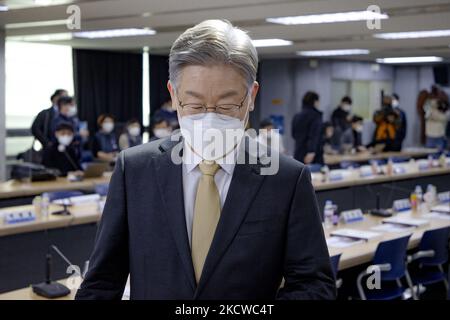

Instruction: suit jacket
[292,104,324,164]
[31,107,56,147]
[75,136,336,300]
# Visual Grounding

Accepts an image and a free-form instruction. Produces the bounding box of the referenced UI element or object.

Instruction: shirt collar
[182,141,236,175]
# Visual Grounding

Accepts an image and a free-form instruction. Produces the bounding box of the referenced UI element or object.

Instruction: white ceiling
[1,0,450,61]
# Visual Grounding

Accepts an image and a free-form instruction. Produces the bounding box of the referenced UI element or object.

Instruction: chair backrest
[307,163,322,173]
[340,161,360,169]
[329,254,341,278]
[373,235,411,280]
[42,190,83,202]
[418,227,450,266]
[95,183,110,197]
[391,156,409,163]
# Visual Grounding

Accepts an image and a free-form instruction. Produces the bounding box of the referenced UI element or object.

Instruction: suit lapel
[194,153,266,298]
[154,139,197,291]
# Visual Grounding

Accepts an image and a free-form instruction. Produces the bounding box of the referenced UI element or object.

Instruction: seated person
[322,122,340,155]
[93,114,119,162]
[256,118,285,153]
[149,117,172,141]
[42,122,83,176]
[119,119,143,150]
[340,115,366,153]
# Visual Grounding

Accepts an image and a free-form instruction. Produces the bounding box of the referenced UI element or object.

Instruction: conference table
[323,148,438,166]
[1,204,449,300]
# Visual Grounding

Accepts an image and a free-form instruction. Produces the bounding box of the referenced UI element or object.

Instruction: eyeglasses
[177,91,249,119]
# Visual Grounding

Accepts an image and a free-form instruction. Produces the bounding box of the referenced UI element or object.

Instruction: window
[5,41,74,156]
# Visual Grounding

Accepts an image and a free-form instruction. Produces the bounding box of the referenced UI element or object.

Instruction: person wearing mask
[392,93,407,151]
[321,122,340,155]
[31,89,68,148]
[370,96,399,152]
[425,98,450,150]
[340,115,366,153]
[292,91,323,164]
[42,122,83,176]
[149,117,172,142]
[92,114,119,162]
[154,99,179,130]
[119,119,143,150]
[331,96,352,134]
[257,118,285,153]
[76,19,334,300]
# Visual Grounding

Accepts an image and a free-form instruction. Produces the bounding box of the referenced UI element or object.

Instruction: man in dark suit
[75,19,335,300]
[31,89,68,148]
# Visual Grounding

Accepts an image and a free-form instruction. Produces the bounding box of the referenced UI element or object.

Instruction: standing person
[76,19,335,300]
[119,119,143,150]
[31,89,68,148]
[92,114,119,162]
[292,91,323,164]
[370,96,399,152]
[425,98,450,150]
[154,99,179,130]
[392,93,407,151]
[331,96,352,133]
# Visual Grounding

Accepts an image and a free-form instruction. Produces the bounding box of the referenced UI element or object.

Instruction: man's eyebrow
[218,90,240,100]
[184,90,204,99]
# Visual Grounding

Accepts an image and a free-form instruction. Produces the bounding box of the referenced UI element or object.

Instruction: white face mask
[153,128,171,139]
[179,113,246,161]
[57,135,73,147]
[342,103,351,112]
[128,126,141,137]
[102,122,114,133]
[67,105,77,117]
[392,100,399,108]
[354,125,363,133]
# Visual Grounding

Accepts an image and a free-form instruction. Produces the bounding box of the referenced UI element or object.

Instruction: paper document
[330,228,382,241]
[382,216,429,227]
[326,236,364,248]
[371,223,415,233]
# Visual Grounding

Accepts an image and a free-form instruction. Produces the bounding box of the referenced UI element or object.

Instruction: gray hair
[169,19,258,88]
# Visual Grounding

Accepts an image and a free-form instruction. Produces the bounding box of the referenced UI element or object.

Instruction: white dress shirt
[182,143,236,247]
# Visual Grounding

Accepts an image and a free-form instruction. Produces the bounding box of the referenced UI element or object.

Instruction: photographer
[425,98,450,150]
[369,96,400,152]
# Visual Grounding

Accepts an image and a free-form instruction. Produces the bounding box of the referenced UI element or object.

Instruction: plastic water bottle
[323,200,334,228]
[414,185,423,213]
[41,194,50,218]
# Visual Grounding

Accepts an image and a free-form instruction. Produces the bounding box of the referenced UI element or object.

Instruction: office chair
[391,156,410,163]
[357,235,416,300]
[407,227,450,298]
[307,163,322,173]
[95,183,109,197]
[340,161,360,169]
[42,190,83,202]
[330,254,343,289]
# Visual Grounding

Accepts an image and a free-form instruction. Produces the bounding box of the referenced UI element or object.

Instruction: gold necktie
[191,160,221,283]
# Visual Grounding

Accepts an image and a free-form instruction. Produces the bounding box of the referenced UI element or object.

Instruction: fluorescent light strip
[0,5,8,11]
[374,29,450,39]
[267,10,388,25]
[6,19,69,29]
[7,33,73,41]
[376,56,443,64]
[297,49,370,57]
[74,28,156,39]
[252,39,293,47]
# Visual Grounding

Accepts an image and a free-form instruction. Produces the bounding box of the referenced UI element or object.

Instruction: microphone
[31,245,84,299]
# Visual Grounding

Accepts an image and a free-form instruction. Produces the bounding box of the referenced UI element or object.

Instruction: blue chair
[307,163,322,173]
[42,190,83,202]
[340,161,360,169]
[95,183,109,197]
[357,235,415,300]
[330,254,342,289]
[407,227,450,298]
